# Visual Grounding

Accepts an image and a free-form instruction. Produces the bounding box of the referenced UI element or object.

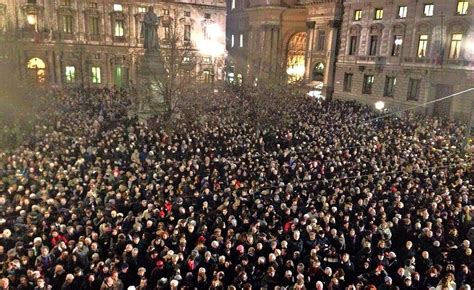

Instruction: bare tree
[151,11,198,118]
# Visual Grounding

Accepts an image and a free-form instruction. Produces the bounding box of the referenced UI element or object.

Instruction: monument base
[134,50,168,119]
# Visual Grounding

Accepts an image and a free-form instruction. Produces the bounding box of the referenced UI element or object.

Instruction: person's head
[37,277,46,287]
[422,251,429,259]
[404,277,412,287]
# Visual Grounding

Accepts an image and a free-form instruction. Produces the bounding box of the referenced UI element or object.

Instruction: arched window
[27,57,46,83]
[286,32,307,83]
[348,25,361,56]
[368,24,383,56]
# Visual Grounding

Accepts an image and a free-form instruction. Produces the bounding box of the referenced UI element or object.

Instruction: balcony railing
[339,55,474,69]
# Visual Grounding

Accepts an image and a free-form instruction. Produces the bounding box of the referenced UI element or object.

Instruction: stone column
[323,20,340,99]
[305,21,316,81]
[270,26,280,75]
[261,25,272,76]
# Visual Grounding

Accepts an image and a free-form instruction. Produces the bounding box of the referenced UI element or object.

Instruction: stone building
[334,0,473,120]
[226,0,343,96]
[226,0,473,120]
[0,0,226,87]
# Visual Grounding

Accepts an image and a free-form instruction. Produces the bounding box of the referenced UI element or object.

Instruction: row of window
[343,73,422,101]
[64,65,101,83]
[54,15,195,41]
[353,1,468,21]
[348,32,464,60]
[27,0,213,19]
[113,3,211,19]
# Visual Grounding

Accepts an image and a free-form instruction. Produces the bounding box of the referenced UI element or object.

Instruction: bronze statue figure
[142,7,160,51]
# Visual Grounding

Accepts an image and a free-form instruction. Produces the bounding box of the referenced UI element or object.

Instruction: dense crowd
[0,87,472,290]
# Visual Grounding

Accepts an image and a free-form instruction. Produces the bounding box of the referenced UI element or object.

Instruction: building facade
[334,0,473,120]
[226,0,473,120]
[226,0,343,95]
[0,0,226,87]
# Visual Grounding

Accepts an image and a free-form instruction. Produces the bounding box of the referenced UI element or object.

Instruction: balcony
[402,57,474,69]
[357,55,386,65]
[338,55,386,66]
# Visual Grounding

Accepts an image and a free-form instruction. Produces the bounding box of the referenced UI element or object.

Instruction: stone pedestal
[135,50,167,118]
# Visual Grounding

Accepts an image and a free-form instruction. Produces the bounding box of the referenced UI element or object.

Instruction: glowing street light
[198,23,225,88]
[375,101,385,111]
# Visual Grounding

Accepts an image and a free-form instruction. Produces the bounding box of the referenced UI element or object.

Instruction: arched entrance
[312,62,325,82]
[286,32,306,83]
[27,57,46,84]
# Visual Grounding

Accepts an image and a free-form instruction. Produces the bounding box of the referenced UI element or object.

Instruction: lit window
[183,56,191,63]
[137,7,146,13]
[202,70,210,83]
[398,6,407,18]
[91,66,101,83]
[457,1,468,15]
[204,13,211,19]
[239,34,243,48]
[362,75,374,94]
[374,8,383,20]
[407,78,421,101]
[417,34,428,57]
[113,4,123,12]
[114,20,124,37]
[231,34,234,47]
[61,0,72,6]
[423,4,434,16]
[63,15,73,34]
[184,11,191,17]
[89,2,98,9]
[384,76,396,97]
[449,33,462,59]
[227,72,234,83]
[163,9,169,16]
[392,35,403,56]
[353,10,362,21]
[65,66,75,82]
[203,57,211,64]
[184,25,191,41]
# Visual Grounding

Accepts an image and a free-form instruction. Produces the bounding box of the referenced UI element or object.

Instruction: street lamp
[198,23,225,89]
[375,101,385,111]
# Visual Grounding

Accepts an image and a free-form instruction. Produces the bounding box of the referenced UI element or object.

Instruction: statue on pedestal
[142,7,160,51]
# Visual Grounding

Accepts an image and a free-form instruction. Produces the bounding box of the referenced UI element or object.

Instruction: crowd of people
[0,86,472,290]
